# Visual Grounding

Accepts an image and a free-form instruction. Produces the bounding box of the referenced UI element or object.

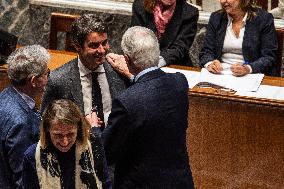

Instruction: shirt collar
[134,66,159,82]
[13,87,35,110]
[77,56,105,76]
[227,12,248,27]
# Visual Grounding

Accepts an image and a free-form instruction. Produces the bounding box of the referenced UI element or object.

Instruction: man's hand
[231,63,250,76]
[106,53,133,79]
[207,59,223,74]
[85,112,103,128]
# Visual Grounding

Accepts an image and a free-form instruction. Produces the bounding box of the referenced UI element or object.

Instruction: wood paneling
[187,90,284,188]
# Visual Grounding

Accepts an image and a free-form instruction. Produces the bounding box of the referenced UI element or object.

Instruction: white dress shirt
[78,57,112,124]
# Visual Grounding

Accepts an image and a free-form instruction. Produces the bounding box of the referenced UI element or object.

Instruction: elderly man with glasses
[0,45,50,189]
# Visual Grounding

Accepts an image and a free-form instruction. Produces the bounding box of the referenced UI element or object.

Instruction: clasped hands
[207,59,250,76]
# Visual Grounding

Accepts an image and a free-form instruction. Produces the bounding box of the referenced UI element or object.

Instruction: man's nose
[61,136,69,146]
[97,44,106,54]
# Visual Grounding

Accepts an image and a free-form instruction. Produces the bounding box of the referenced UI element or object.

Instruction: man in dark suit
[103,26,194,189]
[41,14,127,127]
[0,45,50,189]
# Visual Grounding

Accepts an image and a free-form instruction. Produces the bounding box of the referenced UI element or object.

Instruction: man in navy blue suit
[0,45,50,189]
[103,26,194,189]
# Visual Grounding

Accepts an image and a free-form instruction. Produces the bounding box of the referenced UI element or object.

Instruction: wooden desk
[169,66,284,189]
[48,50,77,70]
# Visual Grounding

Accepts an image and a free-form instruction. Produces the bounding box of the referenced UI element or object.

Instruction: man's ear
[30,76,37,88]
[124,55,142,75]
[73,42,82,52]
[106,43,110,51]
[124,54,130,65]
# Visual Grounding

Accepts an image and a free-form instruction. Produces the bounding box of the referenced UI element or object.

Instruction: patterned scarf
[35,141,102,189]
[153,0,176,38]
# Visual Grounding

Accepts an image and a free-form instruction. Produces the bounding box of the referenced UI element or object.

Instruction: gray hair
[7,45,50,86]
[71,14,107,48]
[121,26,160,69]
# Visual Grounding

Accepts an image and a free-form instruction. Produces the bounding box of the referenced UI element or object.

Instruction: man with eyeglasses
[0,45,50,189]
[41,14,127,132]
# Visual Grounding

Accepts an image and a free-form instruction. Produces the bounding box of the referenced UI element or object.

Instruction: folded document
[199,68,264,92]
[161,67,200,89]
[161,67,264,92]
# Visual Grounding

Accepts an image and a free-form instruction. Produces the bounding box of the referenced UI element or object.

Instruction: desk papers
[235,85,284,101]
[161,67,200,88]
[161,67,264,91]
[161,67,283,101]
[199,68,264,92]
[161,67,284,100]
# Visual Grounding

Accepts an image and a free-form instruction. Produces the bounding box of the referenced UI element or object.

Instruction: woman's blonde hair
[239,0,258,19]
[40,99,91,148]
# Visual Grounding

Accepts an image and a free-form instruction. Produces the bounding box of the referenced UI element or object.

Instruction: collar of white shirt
[134,66,159,82]
[227,12,248,28]
[77,56,105,76]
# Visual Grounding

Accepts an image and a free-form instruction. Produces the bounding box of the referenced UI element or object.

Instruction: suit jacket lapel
[103,62,127,100]
[68,58,85,113]
[216,13,228,59]
[145,11,157,32]
[242,18,256,61]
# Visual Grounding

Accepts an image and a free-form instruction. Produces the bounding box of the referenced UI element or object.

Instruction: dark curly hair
[71,14,107,48]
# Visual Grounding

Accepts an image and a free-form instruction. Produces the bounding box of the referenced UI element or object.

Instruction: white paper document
[199,68,264,92]
[235,85,284,101]
[161,67,200,88]
[220,63,233,75]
